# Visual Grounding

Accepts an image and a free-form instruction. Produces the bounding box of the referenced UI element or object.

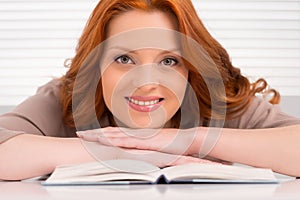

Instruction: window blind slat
[0,97,29,106]
[233,58,300,68]
[0,2,97,11]
[0,59,68,68]
[214,30,300,39]
[0,86,38,96]
[242,68,300,77]
[0,39,76,49]
[195,2,300,11]
[0,68,66,77]
[0,77,52,86]
[0,20,87,30]
[198,11,300,20]
[219,39,300,49]
[265,77,300,86]
[0,11,93,21]
[204,20,300,30]
[0,49,75,58]
[0,30,83,39]
[228,49,300,58]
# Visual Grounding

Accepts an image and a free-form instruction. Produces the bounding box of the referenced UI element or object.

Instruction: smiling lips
[125,96,164,112]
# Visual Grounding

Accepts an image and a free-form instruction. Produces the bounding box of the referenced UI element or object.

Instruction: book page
[44,159,161,185]
[44,172,160,185]
[160,163,277,183]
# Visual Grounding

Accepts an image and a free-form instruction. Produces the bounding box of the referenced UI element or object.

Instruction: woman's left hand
[77,127,205,156]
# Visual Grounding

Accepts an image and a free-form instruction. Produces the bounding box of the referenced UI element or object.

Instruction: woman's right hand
[79,139,220,168]
[122,149,221,168]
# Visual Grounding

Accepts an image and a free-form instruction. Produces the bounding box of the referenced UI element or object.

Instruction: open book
[42,159,278,185]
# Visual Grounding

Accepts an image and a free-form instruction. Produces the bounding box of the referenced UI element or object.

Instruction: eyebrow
[107,46,182,54]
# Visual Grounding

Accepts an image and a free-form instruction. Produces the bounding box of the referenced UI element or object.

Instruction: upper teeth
[129,98,160,106]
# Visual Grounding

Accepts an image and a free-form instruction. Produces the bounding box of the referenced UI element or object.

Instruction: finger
[97,136,149,149]
[76,127,125,140]
[78,126,121,134]
[76,131,100,142]
[101,128,162,139]
[96,127,136,138]
[172,156,222,166]
[77,131,124,147]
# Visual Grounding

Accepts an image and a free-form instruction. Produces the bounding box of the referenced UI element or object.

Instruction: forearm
[0,134,95,180]
[0,133,205,181]
[74,125,300,176]
[203,125,300,177]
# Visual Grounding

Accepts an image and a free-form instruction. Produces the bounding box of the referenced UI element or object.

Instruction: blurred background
[0,0,299,116]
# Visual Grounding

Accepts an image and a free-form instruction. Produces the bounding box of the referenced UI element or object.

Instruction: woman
[0,0,300,180]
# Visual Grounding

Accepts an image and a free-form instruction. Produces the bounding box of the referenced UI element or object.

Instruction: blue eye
[160,58,178,67]
[115,55,134,64]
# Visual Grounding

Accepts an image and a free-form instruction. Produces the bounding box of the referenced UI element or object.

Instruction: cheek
[101,68,121,108]
[162,88,182,116]
[168,92,181,109]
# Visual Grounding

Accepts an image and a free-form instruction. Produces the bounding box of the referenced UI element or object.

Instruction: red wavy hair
[60,0,279,129]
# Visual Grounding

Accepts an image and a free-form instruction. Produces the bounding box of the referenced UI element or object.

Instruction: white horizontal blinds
[0,1,299,107]
[193,0,300,96]
[0,0,98,106]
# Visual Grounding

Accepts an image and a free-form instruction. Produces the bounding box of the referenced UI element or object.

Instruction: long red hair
[60,0,279,129]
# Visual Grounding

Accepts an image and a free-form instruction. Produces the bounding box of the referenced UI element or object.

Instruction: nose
[131,64,161,89]
[137,82,159,91]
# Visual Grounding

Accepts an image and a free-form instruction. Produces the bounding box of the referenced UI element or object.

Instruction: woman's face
[101,10,188,128]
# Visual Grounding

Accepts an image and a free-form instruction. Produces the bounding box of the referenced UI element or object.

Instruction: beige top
[1,79,300,144]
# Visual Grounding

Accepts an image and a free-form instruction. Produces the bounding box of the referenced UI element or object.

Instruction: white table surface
[1,178,300,200]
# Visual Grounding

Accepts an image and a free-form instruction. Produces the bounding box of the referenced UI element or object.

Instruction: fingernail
[76,131,85,137]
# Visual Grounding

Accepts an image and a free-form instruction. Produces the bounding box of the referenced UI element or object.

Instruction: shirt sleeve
[0,79,76,144]
[0,128,26,144]
[224,97,300,129]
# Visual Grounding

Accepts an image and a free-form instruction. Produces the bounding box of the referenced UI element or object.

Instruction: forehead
[102,10,181,54]
[106,9,179,38]
[102,28,182,58]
